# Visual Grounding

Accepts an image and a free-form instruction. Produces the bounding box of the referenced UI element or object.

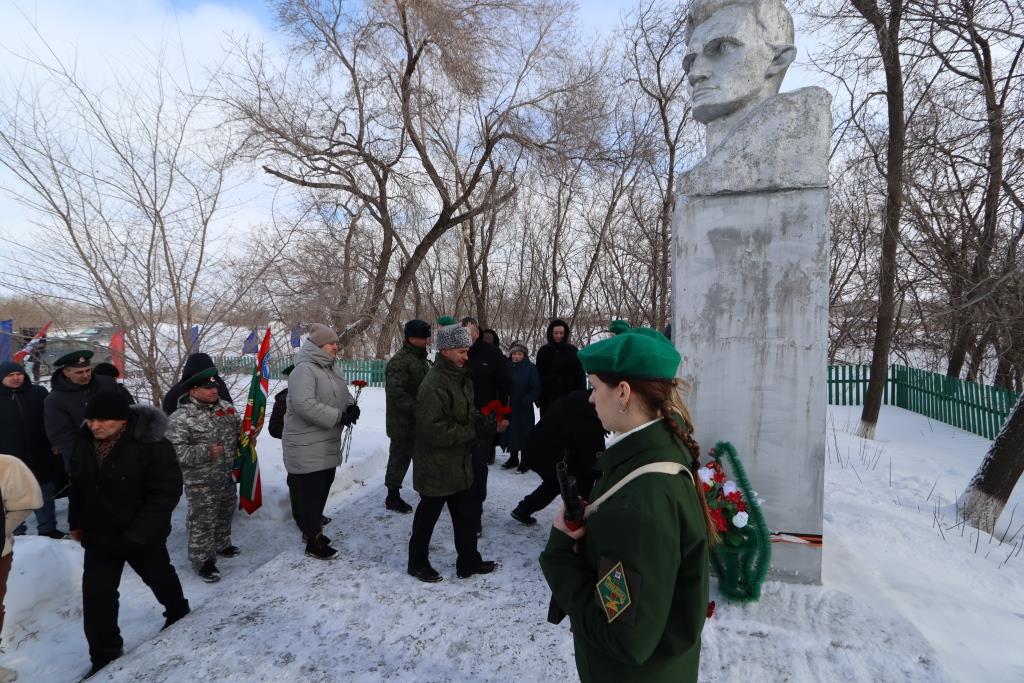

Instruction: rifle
[547,457,586,625]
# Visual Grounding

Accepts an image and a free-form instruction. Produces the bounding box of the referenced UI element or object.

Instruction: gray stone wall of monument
[673,0,831,582]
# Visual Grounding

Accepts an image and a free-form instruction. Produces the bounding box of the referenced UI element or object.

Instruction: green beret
[578,327,680,380]
[436,315,458,326]
[55,350,94,368]
[607,319,632,335]
[183,367,219,389]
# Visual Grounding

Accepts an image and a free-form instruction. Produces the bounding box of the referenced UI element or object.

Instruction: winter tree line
[0,0,1021,417]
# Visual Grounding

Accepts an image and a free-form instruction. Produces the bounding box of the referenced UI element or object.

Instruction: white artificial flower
[722,481,738,495]
[697,465,715,485]
[732,511,749,528]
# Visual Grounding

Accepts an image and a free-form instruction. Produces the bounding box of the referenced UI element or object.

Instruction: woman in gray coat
[283,324,359,560]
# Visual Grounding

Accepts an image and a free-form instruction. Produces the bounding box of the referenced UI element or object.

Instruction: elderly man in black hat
[44,350,133,476]
[166,367,242,583]
[68,390,188,679]
[384,319,432,514]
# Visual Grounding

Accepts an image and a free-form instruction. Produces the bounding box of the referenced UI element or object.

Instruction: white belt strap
[583,462,693,520]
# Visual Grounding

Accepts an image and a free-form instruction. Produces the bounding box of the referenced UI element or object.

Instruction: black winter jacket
[524,389,604,498]
[268,388,287,439]
[44,372,130,459]
[535,319,586,413]
[161,352,232,415]
[68,405,183,548]
[466,337,511,409]
[0,378,61,484]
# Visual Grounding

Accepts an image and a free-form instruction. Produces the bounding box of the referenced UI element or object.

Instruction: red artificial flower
[481,399,504,416]
[702,482,713,493]
[215,410,225,417]
[706,600,716,619]
[710,508,727,532]
[726,491,744,505]
[713,470,726,483]
[226,407,236,415]
[352,380,368,388]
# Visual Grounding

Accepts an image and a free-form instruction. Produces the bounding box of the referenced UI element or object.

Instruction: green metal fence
[827,363,1020,440]
[216,356,387,386]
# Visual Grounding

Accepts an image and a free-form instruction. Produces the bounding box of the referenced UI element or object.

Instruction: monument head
[684,0,796,134]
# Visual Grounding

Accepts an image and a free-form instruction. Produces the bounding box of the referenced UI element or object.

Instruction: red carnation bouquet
[697,458,751,547]
[341,379,369,463]
[481,399,512,420]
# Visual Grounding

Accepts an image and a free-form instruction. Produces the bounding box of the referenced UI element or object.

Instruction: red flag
[109,329,126,374]
[14,321,52,363]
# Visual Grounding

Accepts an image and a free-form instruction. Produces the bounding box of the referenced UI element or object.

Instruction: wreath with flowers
[699,441,771,603]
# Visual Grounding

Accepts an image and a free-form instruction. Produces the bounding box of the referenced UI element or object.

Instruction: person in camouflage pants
[165,368,241,583]
[383,319,432,513]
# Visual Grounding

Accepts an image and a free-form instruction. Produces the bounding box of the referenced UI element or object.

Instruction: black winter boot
[197,560,221,583]
[385,488,413,513]
[305,534,338,560]
[501,452,519,469]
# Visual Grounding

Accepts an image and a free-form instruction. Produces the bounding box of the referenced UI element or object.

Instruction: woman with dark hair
[539,328,716,683]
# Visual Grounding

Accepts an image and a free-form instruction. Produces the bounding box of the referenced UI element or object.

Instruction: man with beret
[44,350,133,477]
[68,390,189,678]
[408,324,499,582]
[0,361,66,539]
[384,319,432,514]
[166,367,242,583]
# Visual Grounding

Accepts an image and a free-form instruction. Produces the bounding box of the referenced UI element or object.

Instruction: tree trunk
[960,391,1024,533]
[855,0,906,440]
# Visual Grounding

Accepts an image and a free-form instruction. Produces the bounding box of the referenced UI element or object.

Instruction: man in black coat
[510,389,605,525]
[68,391,189,678]
[535,318,585,416]
[0,361,65,538]
[161,352,232,415]
[44,350,132,475]
[459,317,511,533]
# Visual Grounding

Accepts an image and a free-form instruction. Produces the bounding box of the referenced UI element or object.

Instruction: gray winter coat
[282,339,354,474]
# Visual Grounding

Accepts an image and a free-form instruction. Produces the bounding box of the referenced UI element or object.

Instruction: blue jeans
[14,480,57,535]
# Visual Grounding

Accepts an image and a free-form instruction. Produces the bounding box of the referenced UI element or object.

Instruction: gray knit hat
[509,341,529,357]
[308,323,340,347]
[435,324,472,351]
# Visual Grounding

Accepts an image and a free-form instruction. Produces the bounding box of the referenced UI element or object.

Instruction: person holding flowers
[283,324,359,560]
[539,328,717,683]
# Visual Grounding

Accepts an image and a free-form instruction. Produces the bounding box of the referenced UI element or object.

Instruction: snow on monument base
[674,189,828,584]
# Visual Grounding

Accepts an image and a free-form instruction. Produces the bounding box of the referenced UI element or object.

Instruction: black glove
[339,403,361,426]
[474,414,496,440]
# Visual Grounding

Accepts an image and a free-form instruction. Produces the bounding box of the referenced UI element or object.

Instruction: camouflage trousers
[385,439,414,490]
[182,466,237,569]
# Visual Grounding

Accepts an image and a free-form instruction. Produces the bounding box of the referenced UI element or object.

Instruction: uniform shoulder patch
[595,560,632,623]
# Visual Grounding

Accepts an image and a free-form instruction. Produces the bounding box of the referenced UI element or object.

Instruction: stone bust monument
[682,0,830,195]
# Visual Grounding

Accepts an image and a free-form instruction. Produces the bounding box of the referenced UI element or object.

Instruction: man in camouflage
[384,319,432,513]
[165,368,241,583]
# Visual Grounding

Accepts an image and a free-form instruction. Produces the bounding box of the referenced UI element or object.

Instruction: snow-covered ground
[3,392,1022,682]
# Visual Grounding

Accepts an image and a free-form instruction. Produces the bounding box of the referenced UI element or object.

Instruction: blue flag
[290,323,302,348]
[0,320,12,362]
[189,325,200,353]
[242,328,258,354]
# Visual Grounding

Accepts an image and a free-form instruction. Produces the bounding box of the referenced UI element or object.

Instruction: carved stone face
[684,5,780,124]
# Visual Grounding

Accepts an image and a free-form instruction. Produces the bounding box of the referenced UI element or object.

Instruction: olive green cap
[607,319,632,335]
[183,366,219,389]
[578,327,680,380]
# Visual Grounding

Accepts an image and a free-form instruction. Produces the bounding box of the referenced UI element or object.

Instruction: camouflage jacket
[165,397,241,472]
[385,342,431,441]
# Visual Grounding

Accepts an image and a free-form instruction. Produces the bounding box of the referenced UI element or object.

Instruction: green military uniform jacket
[385,342,431,442]
[539,418,709,683]
[412,355,476,497]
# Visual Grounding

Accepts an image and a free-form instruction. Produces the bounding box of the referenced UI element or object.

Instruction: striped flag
[233,327,270,514]
[14,321,51,363]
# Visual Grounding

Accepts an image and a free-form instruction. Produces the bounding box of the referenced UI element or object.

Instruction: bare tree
[0,37,286,402]
[960,391,1024,533]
